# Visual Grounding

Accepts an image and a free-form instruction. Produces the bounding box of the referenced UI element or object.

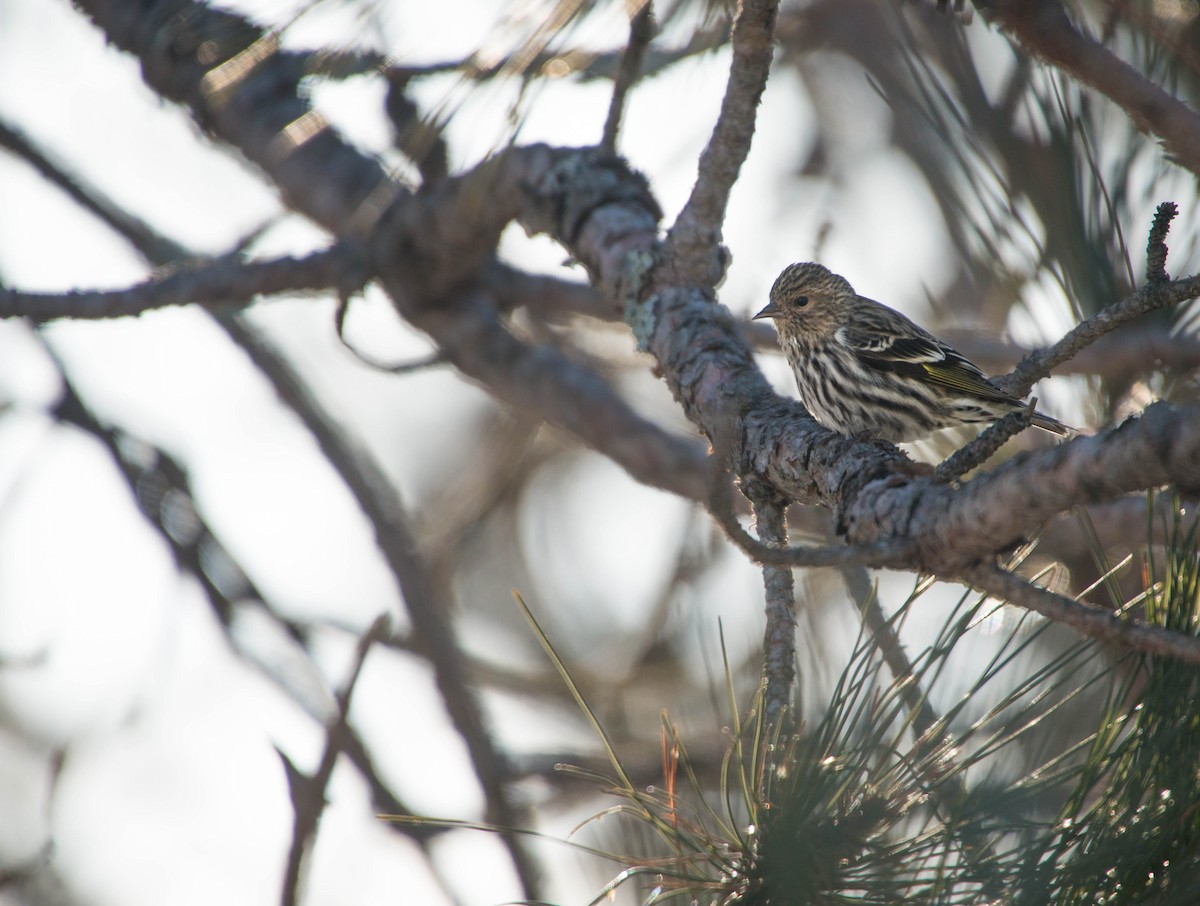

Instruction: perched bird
[753,262,1070,443]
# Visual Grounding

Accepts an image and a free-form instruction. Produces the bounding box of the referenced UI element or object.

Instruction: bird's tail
[1032,411,1072,436]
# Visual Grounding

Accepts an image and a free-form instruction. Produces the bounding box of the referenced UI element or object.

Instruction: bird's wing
[843,304,1018,405]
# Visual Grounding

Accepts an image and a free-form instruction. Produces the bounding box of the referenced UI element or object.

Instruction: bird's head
[752,262,854,341]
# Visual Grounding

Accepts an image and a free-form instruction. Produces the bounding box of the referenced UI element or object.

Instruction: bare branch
[994,273,1200,399]
[280,615,389,906]
[933,400,1039,483]
[667,0,779,282]
[745,479,797,725]
[219,314,544,896]
[937,327,1200,382]
[0,248,364,323]
[708,451,916,567]
[601,1,657,152]
[962,563,1200,664]
[841,402,1200,575]
[0,115,185,263]
[974,0,1200,178]
[384,71,449,184]
[992,203,1196,398]
[2,74,541,894]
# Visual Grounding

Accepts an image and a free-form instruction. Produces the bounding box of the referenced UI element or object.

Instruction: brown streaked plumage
[753,262,1071,443]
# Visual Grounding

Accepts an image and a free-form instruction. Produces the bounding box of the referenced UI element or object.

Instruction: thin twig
[280,615,389,906]
[601,1,656,151]
[963,563,1200,664]
[995,274,1200,399]
[0,115,184,263]
[934,400,1038,484]
[347,22,730,89]
[333,293,449,373]
[707,450,916,568]
[0,248,365,323]
[219,313,543,896]
[384,70,449,184]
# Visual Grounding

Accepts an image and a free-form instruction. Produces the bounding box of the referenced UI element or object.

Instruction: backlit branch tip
[997,204,1198,399]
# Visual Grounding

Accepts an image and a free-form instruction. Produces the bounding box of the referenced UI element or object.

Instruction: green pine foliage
[528,496,1200,905]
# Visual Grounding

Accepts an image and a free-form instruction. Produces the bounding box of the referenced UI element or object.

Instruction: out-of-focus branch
[385,72,449,184]
[1039,495,1200,566]
[0,71,540,894]
[601,1,656,152]
[0,248,365,323]
[974,0,1200,178]
[488,264,608,321]
[280,616,388,906]
[219,313,543,896]
[308,21,730,86]
[47,353,305,643]
[0,116,184,263]
[668,0,778,282]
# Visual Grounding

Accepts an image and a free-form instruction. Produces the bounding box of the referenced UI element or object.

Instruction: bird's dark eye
[795,295,809,308]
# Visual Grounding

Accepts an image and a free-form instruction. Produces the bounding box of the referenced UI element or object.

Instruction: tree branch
[68,0,708,507]
[746,481,797,724]
[0,248,364,323]
[510,148,1200,659]
[219,314,544,896]
[996,272,1200,399]
[962,562,1200,663]
[280,615,388,906]
[667,0,779,282]
[601,1,656,151]
[65,0,1200,665]
[842,402,1200,574]
[974,0,1200,178]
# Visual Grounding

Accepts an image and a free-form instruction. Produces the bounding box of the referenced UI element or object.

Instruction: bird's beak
[752,301,781,321]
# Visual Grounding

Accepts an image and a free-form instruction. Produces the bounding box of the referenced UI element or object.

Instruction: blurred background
[1,0,1199,904]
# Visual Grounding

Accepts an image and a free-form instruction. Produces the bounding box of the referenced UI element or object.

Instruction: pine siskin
[753,262,1070,443]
